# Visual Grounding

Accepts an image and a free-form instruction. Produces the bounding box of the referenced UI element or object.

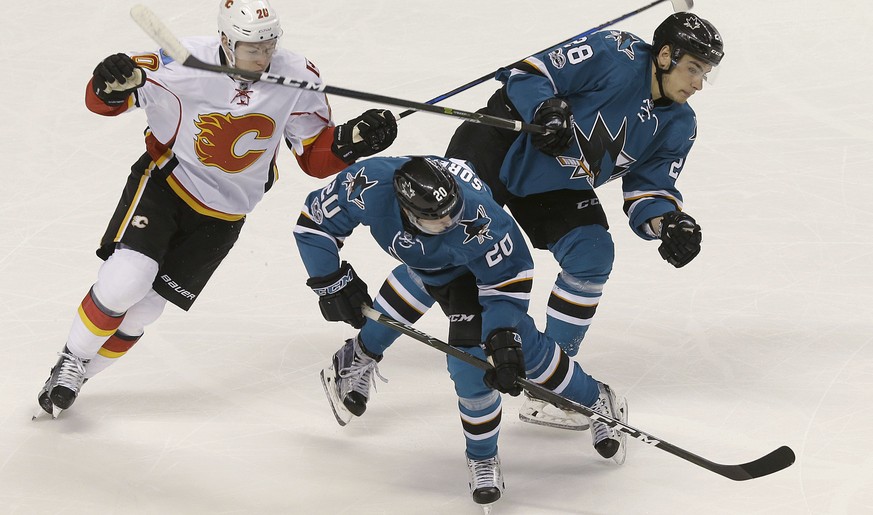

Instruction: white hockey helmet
[218,0,283,59]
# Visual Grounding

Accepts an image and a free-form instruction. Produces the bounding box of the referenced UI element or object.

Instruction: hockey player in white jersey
[36,0,397,418]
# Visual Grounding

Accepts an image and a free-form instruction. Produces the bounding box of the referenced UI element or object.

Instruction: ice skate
[467,453,504,513]
[589,382,628,464]
[33,346,89,420]
[34,378,59,420]
[518,390,589,431]
[320,336,385,426]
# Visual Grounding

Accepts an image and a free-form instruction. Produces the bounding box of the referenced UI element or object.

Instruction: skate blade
[31,405,62,421]
[518,410,589,431]
[319,369,353,427]
[611,397,629,466]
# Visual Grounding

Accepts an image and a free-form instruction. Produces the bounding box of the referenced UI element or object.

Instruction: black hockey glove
[306,261,372,328]
[531,98,575,157]
[482,329,526,396]
[332,109,398,164]
[657,211,702,268]
[91,53,146,106]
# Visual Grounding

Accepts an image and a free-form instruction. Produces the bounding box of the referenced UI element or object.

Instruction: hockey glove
[657,210,702,268]
[332,109,398,164]
[482,329,525,396]
[92,53,146,106]
[306,261,372,328]
[531,98,575,157]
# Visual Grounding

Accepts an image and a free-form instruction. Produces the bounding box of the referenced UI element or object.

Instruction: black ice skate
[33,346,89,420]
[590,382,628,464]
[467,453,504,514]
[319,336,385,426]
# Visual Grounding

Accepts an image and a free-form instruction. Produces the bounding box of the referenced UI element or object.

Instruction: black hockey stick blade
[722,445,796,481]
[361,305,796,481]
[129,4,547,135]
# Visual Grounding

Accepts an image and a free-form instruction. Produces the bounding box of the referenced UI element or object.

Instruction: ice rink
[2,0,872,513]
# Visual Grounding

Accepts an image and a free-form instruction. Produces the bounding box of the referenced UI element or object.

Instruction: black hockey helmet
[652,12,724,68]
[393,157,464,235]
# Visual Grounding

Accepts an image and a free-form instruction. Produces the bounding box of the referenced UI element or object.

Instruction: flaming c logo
[194,113,276,173]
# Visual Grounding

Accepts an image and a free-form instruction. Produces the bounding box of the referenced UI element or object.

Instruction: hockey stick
[129,5,548,135]
[361,305,796,481]
[396,0,694,118]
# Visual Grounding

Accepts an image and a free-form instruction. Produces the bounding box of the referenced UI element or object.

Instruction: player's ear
[657,45,672,70]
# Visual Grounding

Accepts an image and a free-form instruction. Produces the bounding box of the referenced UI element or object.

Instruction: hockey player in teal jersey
[440,12,724,428]
[317,13,724,433]
[294,155,627,509]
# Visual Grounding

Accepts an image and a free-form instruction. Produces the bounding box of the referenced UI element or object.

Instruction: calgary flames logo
[194,113,276,173]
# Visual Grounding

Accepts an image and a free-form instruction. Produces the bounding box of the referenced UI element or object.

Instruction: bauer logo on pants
[160,274,196,301]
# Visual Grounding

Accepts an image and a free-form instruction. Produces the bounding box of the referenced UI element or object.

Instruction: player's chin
[670,91,692,104]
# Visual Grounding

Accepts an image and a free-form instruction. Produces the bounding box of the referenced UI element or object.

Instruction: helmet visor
[403,199,463,235]
[675,53,721,85]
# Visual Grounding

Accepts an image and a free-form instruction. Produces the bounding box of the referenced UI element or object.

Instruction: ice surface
[2,1,872,513]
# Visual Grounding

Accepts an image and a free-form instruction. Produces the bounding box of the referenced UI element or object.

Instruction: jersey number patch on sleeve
[668,158,685,179]
[485,234,514,267]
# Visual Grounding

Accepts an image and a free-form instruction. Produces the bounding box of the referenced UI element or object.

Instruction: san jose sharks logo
[388,230,425,261]
[556,112,637,186]
[342,167,377,209]
[459,205,493,245]
[605,31,641,60]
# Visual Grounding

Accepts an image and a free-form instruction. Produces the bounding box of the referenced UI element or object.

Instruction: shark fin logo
[194,113,276,173]
[556,112,637,186]
[605,31,641,60]
[460,205,493,245]
[342,168,378,209]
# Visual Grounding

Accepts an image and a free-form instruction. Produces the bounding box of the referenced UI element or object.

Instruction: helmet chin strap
[219,38,236,68]
[219,41,261,83]
[655,67,667,101]
[652,51,675,106]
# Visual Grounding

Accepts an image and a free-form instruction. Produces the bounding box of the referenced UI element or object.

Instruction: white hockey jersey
[107,37,335,219]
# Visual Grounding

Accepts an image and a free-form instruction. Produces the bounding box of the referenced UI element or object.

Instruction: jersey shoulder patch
[603,30,643,61]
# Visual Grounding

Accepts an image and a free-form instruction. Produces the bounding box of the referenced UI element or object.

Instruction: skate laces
[591,386,617,445]
[338,347,387,398]
[54,350,88,392]
[468,456,501,489]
